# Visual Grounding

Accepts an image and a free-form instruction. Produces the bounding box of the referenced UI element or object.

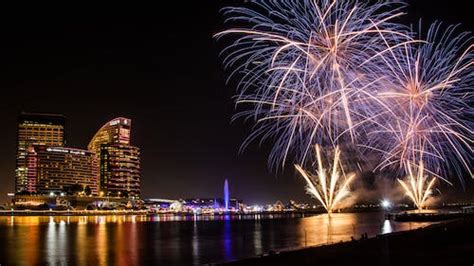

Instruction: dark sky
[0,1,472,204]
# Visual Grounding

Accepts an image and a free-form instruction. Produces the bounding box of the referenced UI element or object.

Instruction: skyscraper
[15,113,66,193]
[100,144,140,197]
[88,118,141,197]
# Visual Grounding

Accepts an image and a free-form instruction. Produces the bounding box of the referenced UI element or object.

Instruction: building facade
[15,113,66,193]
[100,144,140,197]
[88,118,141,197]
[88,117,131,152]
[25,145,98,195]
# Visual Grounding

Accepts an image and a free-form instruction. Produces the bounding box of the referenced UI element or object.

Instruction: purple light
[224,179,229,211]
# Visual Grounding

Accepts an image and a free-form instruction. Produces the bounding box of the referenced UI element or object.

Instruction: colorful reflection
[0,213,433,265]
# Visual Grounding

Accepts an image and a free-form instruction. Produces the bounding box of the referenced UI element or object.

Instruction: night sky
[0,1,472,203]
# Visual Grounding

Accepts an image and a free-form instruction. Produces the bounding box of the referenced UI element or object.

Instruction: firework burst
[295,145,355,213]
[363,23,474,182]
[397,160,436,210]
[216,0,473,193]
[216,0,412,170]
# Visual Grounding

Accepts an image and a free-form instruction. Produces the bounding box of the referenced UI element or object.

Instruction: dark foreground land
[223,218,474,266]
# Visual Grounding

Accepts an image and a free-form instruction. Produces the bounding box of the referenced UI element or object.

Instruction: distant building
[183,198,242,209]
[15,113,66,193]
[88,118,141,198]
[26,145,98,195]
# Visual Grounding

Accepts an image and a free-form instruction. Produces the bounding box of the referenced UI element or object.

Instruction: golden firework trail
[295,145,355,213]
[397,161,436,210]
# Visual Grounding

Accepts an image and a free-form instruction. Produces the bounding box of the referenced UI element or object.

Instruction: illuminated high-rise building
[88,117,131,152]
[26,145,98,195]
[100,144,140,197]
[88,118,141,197]
[15,113,66,193]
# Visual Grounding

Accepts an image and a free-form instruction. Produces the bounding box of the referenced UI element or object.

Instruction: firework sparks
[216,0,472,190]
[397,161,436,210]
[295,145,355,213]
[363,23,473,181]
[216,0,412,170]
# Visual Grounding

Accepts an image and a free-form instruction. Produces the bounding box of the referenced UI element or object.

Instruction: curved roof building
[88,117,131,153]
[88,118,141,198]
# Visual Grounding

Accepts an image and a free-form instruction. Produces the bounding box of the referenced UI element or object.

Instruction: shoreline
[0,209,149,216]
[219,217,474,266]
[1,209,472,218]
[0,209,321,217]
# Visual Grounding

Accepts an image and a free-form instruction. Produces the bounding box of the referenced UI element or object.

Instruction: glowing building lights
[88,118,141,197]
[15,113,65,193]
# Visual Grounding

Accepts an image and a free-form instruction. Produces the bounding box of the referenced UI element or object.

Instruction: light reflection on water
[0,212,432,265]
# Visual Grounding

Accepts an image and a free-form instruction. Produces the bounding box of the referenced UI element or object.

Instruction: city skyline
[13,113,141,199]
[0,1,473,204]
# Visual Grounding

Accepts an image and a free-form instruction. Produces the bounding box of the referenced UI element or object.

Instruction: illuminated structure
[100,144,140,197]
[26,145,98,195]
[88,118,141,197]
[183,198,241,210]
[15,113,65,193]
[88,118,131,152]
[223,179,229,210]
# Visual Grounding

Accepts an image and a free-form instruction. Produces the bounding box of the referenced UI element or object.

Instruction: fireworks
[215,0,412,170]
[363,23,473,181]
[216,1,473,209]
[397,161,436,210]
[295,145,355,213]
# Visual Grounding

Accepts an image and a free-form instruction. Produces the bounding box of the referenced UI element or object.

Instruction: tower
[15,113,65,193]
[88,118,141,197]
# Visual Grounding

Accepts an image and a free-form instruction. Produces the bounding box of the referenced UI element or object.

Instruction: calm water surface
[0,212,432,265]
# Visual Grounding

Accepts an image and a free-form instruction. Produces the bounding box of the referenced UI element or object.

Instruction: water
[0,212,432,265]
